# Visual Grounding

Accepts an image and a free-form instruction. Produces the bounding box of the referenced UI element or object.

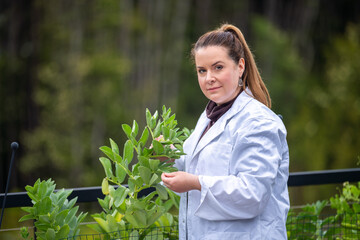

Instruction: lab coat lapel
[192,117,226,158]
[186,112,209,159]
[190,90,253,159]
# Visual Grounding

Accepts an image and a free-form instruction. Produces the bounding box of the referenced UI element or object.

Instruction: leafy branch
[89,106,190,238]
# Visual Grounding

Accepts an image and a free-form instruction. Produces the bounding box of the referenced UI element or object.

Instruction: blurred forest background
[1,0,360,217]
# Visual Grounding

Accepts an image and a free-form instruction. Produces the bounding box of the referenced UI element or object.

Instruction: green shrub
[88,106,189,239]
[287,181,360,239]
[19,179,87,240]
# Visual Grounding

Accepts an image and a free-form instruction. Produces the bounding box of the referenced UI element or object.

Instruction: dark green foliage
[88,106,186,239]
[19,179,87,240]
[287,182,360,239]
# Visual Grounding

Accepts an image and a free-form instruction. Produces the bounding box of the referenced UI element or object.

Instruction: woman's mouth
[208,86,221,91]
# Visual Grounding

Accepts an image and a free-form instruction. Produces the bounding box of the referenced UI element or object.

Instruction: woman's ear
[238,58,245,77]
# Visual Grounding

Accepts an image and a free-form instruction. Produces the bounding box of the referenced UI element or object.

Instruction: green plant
[287,181,360,239]
[329,181,360,238]
[88,106,189,239]
[19,179,87,240]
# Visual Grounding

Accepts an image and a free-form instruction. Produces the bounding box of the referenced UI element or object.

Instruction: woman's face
[195,46,245,105]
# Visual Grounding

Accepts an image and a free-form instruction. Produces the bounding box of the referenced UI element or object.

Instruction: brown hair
[191,24,271,108]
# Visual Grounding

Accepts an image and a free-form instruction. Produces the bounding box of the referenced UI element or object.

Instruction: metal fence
[1,168,360,239]
[287,213,360,239]
[2,168,360,208]
[60,226,178,240]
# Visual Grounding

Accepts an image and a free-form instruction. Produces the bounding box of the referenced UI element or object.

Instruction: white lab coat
[174,90,290,240]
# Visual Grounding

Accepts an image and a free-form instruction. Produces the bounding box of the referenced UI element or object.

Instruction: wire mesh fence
[286,213,360,239]
[3,214,359,239]
[57,213,359,239]
[59,225,178,240]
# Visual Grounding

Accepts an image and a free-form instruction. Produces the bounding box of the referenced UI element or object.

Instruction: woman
[161,24,290,240]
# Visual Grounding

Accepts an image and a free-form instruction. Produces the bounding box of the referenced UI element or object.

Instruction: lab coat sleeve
[195,117,285,220]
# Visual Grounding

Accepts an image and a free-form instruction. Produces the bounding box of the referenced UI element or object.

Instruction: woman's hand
[161,171,201,193]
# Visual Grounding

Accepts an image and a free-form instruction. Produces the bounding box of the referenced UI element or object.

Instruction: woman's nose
[205,71,215,83]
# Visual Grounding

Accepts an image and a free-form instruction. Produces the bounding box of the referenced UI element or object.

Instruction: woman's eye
[215,65,223,70]
[198,69,206,74]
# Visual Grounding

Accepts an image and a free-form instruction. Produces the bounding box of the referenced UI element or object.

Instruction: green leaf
[19,214,34,222]
[101,178,109,195]
[138,128,149,146]
[45,228,55,239]
[57,225,70,238]
[20,206,32,213]
[146,109,152,128]
[115,163,127,183]
[122,124,132,138]
[105,214,119,232]
[99,157,113,179]
[153,121,162,138]
[161,126,170,140]
[153,110,159,122]
[64,207,78,225]
[133,176,144,188]
[123,140,134,166]
[167,188,180,209]
[146,206,165,227]
[35,197,52,215]
[94,217,111,233]
[169,129,176,140]
[126,209,147,228]
[142,191,157,203]
[87,223,107,234]
[150,117,156,130]
[128,179,136,193]
[149,159,160,171]
[165,113,176,126]
[138,156,150,168]
[130,230,139,238]
[156,184,168,200]
[109,138,119,154]
[55,209,69,225]
[110,186,129,208]
[149,174,159,186]
[99,146,114,161]
[132,120,139,137]
[152,140,164,155]
[142,147,153,157]
[145,229,164,240]
[138,166,152,185]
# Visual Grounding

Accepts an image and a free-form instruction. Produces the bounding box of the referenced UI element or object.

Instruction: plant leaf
[123,140,134,166]
[122,124,132,138]
[19,214,34,222]
[153,121,162,138]
[145,109,152,128]
[132,120,139,137]
[138,156,150,168]
[99,157,113,179]
[115,163,127,183]
[152,140,164,155]
[149,174,159,186]
[138,128,149,147]
[45,228,56,239]
[109,138,119,154]
[156,184,168,200]
[138,166,152,185]
[110,186,129,208]
[101,178,109,195]
[149,159,160,171]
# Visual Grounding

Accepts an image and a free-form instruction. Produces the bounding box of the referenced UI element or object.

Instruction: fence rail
[1,168,360,208]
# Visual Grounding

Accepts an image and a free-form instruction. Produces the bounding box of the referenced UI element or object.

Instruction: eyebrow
[211,61,223,66]
[197,61,223,69]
